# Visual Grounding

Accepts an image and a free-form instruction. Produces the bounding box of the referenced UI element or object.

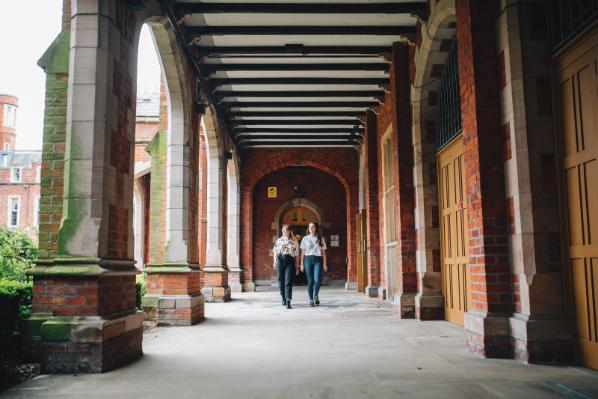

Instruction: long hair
[281,223,293,238]
[306,221,323,246]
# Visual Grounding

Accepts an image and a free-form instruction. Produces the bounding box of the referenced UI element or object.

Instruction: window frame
[7,196,20,228]
[10,167,22,183]
[3,104,17,128]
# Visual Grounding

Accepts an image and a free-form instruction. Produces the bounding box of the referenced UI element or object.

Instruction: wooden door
[356,211,368,292]
[557,29,598,369]
[438,135,470,325]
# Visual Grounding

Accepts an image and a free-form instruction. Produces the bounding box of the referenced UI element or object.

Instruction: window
[3,104,17,128]
[11,167,21,183]
[36,166,41,183]
[8,197,20,227]
[34,196,40,226]
[3,143,9,151]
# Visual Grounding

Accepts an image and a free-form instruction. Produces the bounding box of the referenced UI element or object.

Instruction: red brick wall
[456,0,513,314]
[33,275,136,316]
[135,120,158,168]
[0,162,41,230]
[62,0,71,31]
[240,148,359,287]
[253,167,347,282]
[0,95,18,151]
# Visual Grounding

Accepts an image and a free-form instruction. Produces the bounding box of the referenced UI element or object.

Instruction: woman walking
[300,222,327,307]
[272,224,300,309]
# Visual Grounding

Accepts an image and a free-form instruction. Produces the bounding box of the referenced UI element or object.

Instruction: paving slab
[4,288,598,399]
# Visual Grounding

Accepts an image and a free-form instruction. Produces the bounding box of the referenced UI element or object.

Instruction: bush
[0,228,37,282]
[0,280,33,339]
[136,273,146,308]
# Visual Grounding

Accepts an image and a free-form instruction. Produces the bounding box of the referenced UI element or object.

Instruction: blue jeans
[304,255,323,300]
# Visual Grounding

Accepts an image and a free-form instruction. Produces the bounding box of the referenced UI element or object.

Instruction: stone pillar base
[142,293,204,326]
[366,285,386,299]
[415,293,444,320]
[509,314,571,363]
[345,281,357,291]
[465,311,513,358]
[228,267,243,293]
[202,285,232,302]
[394,293,416,319]
[242,282,256,292]
[25,311,143,373]
[203,265,231,302]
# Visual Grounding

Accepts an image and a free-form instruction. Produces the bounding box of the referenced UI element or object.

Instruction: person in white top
[300,221,327,307]
[272,224,300,309]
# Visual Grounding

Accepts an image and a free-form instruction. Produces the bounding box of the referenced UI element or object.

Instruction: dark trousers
[277,255,295,300]
[304,255,323,300]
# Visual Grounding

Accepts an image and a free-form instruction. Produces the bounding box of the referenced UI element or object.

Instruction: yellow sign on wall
[267,187,277,198]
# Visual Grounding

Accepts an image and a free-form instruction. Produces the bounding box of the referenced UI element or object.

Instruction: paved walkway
[4,288,598,398]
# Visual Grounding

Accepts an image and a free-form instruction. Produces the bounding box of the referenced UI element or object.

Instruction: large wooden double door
[438,136,470,325]
[556,27,598,369]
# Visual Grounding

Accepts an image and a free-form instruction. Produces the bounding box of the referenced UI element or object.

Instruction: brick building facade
[0,95,41,237]
[23,0,598,374]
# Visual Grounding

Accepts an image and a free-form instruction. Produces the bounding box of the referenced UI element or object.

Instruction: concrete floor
[4,287,598,399]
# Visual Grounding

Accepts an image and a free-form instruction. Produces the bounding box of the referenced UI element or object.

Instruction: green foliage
[136,273,147,309]
[0,228,37,282]
[0,280,33,338]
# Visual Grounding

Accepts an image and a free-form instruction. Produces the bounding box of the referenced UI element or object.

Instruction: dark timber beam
[202,63,390,73]
[228,119,363,126]
[208,77,389,86]
[221,101,379,108]
[237,140,360,148]
[197,45,392,56]
[186,25,415,36]
[176,2,427,15]
[231,128,364,134]
[234,135,362,140]
[227,111,366,117]
[214,90,386,99]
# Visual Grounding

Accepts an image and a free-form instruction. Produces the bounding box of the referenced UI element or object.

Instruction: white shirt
[300,235,327,256]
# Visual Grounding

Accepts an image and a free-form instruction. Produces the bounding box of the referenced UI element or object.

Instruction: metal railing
[551,0,598,51]
[435,39,462,152]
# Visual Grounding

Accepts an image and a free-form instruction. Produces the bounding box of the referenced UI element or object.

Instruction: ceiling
[173,1,426,150]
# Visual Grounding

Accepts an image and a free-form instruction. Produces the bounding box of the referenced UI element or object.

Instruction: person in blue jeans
[300,222,328,307]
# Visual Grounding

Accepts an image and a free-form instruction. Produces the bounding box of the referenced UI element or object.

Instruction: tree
[0,228,37,282]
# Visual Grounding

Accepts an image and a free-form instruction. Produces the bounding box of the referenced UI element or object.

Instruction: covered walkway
[6,288,598,399]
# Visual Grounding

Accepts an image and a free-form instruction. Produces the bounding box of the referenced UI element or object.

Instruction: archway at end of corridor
[252,166,347,288]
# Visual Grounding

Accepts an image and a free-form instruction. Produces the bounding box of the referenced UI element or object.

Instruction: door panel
[558,32,598,369]
[438,135,469,325]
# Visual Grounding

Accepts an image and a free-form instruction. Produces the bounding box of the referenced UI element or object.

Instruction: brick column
[364,110,384,299]
[240,186,256,291]
[390,43,418,317]
[202,111,231,302]
[27,1,143,373]
[345,184,359,291]
[142,61,204,325]
[456,0,514,358]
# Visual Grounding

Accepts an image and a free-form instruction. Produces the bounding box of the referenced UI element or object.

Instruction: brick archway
[240,148,359,290]
[411,0,458,319]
